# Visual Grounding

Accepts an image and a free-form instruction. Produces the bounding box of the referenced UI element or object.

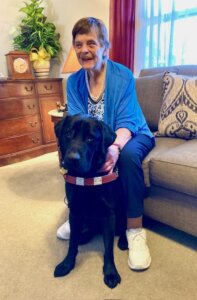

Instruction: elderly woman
[57,17,155,271]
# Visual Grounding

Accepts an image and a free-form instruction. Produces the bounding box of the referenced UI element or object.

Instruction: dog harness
[60,168,119,186]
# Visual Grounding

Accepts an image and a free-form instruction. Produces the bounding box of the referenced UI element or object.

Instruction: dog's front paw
[54,259,75,277]
[118,234,128,250]
[104,271,121,289]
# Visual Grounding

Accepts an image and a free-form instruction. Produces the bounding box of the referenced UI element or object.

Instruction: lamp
[62,46,81,73]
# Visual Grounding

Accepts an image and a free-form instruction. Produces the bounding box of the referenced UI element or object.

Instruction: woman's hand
[99,144,120,174]
[99,128,131,174]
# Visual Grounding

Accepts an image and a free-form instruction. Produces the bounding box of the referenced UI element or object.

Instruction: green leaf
[13,0,62,57]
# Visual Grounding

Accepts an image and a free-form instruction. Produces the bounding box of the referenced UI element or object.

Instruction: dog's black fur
[54,114,127,288]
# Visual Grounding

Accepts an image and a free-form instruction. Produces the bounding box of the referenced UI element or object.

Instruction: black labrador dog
[54,114,127,289]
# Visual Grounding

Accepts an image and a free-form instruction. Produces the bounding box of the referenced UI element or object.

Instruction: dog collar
[64,172,118,186]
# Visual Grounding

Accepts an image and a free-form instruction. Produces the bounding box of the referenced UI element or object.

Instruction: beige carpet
[0,152,196,300]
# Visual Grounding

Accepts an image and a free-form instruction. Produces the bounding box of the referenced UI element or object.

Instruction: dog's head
[55,114,116,175]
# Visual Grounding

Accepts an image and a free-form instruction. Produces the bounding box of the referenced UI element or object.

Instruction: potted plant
[13,0,62,77]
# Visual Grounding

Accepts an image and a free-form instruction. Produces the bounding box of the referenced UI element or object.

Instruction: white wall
[0,0,110,78]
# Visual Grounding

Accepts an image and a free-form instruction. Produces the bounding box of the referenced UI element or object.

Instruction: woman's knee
[118,135,154,168]
[119,147,141,168]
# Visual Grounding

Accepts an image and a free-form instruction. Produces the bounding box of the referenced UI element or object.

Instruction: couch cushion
[139,65,197,77]
[144,186,197,237]
[135,73,164,131]
[155,72,197,140]
[139,66,179,77]
[142,137,185,187]
[150,139,197,197]
[176,65,197,76]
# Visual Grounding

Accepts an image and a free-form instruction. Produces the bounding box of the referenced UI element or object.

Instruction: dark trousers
[117,134,155,218]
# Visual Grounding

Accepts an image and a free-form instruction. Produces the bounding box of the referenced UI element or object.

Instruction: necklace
[85,64,106,102]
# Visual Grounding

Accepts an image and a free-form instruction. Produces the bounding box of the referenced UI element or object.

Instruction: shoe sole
[128,257,151,271]
[56,233,70,240]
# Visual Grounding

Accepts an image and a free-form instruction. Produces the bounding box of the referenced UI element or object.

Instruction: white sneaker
[56,220,70,240]
[126,228,151,270]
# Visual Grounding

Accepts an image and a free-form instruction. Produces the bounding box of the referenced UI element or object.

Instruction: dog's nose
[67,151,80,161]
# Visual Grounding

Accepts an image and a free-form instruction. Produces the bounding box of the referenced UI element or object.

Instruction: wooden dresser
[0,78,64,166]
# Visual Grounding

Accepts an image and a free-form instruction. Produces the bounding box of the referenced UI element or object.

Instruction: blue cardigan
[66,59,153,138]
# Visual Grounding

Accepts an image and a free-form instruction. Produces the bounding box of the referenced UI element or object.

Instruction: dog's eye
[87,136,94,143]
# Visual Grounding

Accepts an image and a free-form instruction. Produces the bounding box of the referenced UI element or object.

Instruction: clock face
[13,57,28,74]
[6,51,34,79]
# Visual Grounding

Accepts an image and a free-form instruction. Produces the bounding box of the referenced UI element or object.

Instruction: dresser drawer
[36,81,61,95]
[0,78,63,165]
[0,132,42,155]
[0,115,41,139]
[0,82,35,99]
[0,98,38,119]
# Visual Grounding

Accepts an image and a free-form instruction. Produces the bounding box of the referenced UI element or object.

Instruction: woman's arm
[114,128,132,150]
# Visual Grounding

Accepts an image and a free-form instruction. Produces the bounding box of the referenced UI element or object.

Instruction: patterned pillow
[155,72,197,140]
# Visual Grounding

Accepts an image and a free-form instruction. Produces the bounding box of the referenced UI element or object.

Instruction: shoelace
[128,232,147,251]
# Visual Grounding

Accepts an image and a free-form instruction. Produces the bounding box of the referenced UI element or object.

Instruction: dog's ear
[100,121,116,149]
[54,115,71,162]
[92,121,116,170]
[54,119,63,139]
[54,115,71,139]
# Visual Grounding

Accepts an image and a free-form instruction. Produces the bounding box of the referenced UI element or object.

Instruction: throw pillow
[155,72,197,140]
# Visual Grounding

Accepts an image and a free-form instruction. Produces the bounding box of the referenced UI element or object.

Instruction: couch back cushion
[135,73,163,131]
[139,65,197,77]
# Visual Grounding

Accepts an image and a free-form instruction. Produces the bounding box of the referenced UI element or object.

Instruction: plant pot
[33,66,50,78]
[31,54,51,78]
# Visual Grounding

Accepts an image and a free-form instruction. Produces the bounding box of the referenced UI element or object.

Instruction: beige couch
[135,65,197,237]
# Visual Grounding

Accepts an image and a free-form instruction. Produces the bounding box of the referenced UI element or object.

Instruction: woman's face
[73,28,107,72]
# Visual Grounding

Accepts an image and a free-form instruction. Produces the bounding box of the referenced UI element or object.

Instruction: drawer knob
[27,104,36,109]
[31,137,40,144]
[25,86,33,92]
[44,84,52,91]
[29,121,38,127]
